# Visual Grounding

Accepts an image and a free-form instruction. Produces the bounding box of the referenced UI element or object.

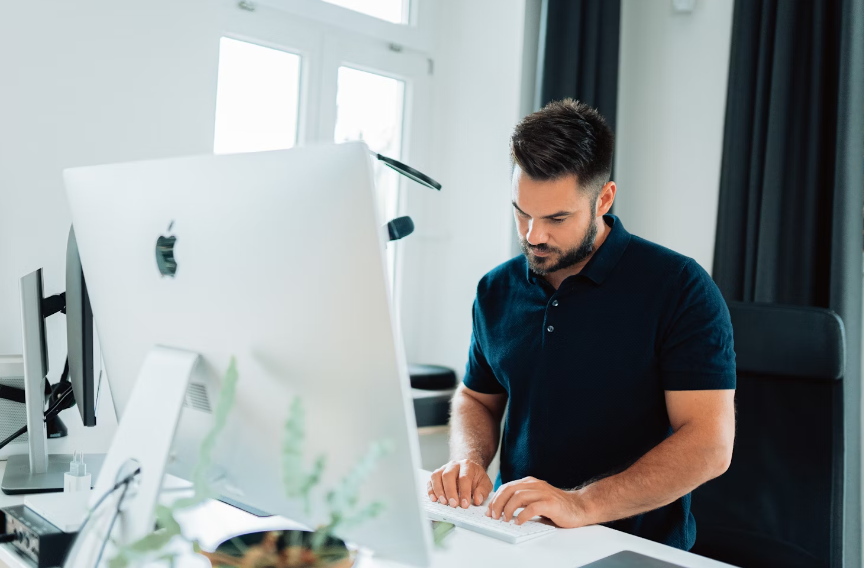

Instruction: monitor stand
[96,346,202,544]
[1,454,106,494]
[65,346,202,567]
[0,269,105,495]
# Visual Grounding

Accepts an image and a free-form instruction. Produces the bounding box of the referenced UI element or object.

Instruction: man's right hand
[427,459,494,509]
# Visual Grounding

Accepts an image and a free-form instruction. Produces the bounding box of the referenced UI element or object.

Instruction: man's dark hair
[510,99,615,199]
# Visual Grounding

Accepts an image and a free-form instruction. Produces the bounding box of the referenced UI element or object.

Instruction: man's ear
[596,181,616,216]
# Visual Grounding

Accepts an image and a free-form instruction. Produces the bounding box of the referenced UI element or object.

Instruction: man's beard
[520,218,598,276]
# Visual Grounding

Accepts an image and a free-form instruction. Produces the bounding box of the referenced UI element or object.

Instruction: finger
[474,475,493,506]
[457,466,474,508]
[426,481,436,501]
[515,502,543,525]
[486,481,521,520]
[501,490,540,522]
[442,464,461,507]
[430,470,447,505]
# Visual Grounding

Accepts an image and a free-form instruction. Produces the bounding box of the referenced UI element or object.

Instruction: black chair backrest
[690,301,845,568]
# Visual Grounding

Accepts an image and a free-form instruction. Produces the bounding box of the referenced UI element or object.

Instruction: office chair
[690,301,845,568]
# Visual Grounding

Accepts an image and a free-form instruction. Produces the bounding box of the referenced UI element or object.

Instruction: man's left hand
[485,476,593,528]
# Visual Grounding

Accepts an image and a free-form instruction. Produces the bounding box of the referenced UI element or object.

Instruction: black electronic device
[66,227,97,427]
[0,505,75,567]
[386,216,415,242]
[373,152,438,246]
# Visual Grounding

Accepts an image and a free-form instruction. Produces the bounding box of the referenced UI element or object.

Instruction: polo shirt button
[547,325,554,332]
[552,300,559,307]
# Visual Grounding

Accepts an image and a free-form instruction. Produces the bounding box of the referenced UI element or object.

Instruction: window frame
[219,0,434,310]
[247,0,434,52]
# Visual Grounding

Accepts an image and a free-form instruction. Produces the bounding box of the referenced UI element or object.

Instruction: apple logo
[155,221,178,277]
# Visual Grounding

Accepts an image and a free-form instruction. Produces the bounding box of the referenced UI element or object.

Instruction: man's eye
[550,218,566,224]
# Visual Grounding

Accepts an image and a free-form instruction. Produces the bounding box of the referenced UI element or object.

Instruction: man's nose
[526,220,547,246]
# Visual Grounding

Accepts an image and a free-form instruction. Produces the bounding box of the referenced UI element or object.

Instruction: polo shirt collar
[525,214,631,286]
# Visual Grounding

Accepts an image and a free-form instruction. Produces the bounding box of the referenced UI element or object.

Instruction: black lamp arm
[373,153,442,191]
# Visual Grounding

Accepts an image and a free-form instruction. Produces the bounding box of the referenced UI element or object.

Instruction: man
[427,99,736,550]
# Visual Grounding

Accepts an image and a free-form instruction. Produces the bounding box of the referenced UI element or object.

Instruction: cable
[0,533,17,544]
[75,469,140,540]
[0,387,71,452]
[0,383,75,452]
[44,387,74,423]
[93,480,130,568]
[65,467,141,568]
[0,357,75,452]
[0,425,27,452]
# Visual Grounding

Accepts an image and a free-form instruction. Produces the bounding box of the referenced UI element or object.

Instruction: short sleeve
[463,299,507,395]
[660,260,737,391]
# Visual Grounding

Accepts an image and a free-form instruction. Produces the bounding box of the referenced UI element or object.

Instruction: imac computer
[63,143,433,566]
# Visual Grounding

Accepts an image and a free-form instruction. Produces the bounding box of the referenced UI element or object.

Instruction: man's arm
[487,389,735,527]
[450,384,507,468]
[427,384,507,508]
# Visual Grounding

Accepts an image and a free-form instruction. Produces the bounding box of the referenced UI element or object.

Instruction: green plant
[281,396,327,513]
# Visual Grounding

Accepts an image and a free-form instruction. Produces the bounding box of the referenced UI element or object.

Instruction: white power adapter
[63,451,91,493]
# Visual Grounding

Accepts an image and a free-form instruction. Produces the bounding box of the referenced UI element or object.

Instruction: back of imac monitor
[64,143,433,566]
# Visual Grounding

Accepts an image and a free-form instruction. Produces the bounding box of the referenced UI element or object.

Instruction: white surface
[23,491,90,532]
[0,464,736,568]
[64,145,432,567]
[614,0,734,274]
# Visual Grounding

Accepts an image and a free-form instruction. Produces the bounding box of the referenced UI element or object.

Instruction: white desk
[0,462,735,568]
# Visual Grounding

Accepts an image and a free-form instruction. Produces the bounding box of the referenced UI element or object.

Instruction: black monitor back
[66,227,97,427]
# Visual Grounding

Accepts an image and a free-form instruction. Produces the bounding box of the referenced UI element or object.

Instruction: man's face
[512,167,598,276]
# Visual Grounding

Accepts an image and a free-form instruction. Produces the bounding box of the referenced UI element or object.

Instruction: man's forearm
[449,390,501,469]
[576,423,731,524]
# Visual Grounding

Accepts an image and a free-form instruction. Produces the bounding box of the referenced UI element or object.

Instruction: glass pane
[335,66,406,223]
[214,38,301,155]
[334,66,406,291]
[321,0,407,24]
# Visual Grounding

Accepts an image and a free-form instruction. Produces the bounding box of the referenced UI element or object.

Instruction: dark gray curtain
[710,0,864,566]
[538,0,620,130]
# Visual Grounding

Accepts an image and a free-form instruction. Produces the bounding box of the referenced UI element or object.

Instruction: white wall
[614,0,734,273]
[0,0,220,451]
[0,0,528,457]
[398,0,526,377]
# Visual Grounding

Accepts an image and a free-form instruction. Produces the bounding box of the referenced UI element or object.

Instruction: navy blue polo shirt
[463,215,735,550]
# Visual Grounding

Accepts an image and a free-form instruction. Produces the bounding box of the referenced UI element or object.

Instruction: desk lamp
[372,153,457,394]
[372,152,440,243]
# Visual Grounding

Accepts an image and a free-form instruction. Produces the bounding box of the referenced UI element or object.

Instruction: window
[218,2,431,301]
[334,66,406,223]
[321,0,408,24]
[213,38,301,155]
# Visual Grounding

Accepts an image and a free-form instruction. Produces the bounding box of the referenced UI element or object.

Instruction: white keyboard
[422,492,557,544]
